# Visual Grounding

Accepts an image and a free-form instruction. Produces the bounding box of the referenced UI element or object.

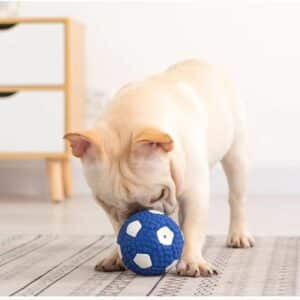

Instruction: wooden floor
[1,195,300,296]
[0,195,298,236]
[1,235,299,296]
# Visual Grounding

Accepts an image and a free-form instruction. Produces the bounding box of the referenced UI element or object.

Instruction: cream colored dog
[65,59,255,277]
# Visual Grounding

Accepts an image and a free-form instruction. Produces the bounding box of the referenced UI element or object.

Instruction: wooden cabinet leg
[47,159,64,202]
[62,159,72,198]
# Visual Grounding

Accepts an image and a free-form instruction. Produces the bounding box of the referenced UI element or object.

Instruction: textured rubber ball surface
[117,210,184,276]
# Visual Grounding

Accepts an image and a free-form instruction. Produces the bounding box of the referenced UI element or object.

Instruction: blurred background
[0,0,299,198]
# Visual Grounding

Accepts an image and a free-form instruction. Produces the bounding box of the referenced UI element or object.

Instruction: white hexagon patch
[126,220,142,237]
[149,209,164,215]
[133,253,152,269]
[157,226,174,246]
[165,259,178,272]
[116,243,122,259]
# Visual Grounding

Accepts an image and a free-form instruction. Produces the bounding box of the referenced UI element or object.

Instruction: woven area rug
[0,235,299,296]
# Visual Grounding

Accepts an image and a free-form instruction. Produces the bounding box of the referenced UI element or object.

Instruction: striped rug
[0,235,299,296]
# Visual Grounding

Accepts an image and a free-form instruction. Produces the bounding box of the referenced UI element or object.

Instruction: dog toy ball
[117,210,184,276]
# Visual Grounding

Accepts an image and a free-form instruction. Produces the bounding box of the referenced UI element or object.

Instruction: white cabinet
[0,18,85,202]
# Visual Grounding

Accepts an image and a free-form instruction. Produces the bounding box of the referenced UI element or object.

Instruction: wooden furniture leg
[62,158,72,198]
[47,159,64,202]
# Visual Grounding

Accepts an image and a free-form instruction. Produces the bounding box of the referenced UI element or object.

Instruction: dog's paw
[95,250,126,272]
[176,257,218,277]
[226,231,255,248]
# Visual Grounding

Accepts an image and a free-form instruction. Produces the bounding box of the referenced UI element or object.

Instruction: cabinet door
[0,91,65,152]
[0,23,64,85]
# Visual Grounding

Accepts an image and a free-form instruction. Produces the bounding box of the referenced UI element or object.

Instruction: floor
[0,195,299,236]
[1,195,300,296]
[2,235,299,296]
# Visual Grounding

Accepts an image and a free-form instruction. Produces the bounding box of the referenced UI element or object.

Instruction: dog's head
[64,125,178,220]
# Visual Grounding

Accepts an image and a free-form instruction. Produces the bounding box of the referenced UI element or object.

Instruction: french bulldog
[65,59,254,277]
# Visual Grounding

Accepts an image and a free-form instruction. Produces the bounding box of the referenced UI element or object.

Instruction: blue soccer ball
[117,210,184,276]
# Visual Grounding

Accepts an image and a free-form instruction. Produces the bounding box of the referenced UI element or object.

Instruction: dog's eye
[150,188,166,203]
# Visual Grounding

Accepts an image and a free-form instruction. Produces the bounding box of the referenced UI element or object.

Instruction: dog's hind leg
[221,132,255,248]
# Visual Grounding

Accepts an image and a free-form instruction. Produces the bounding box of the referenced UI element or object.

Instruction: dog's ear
[133,128,173,154]
[64,129,101,159]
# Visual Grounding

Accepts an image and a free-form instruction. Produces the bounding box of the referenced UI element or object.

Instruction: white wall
[1,1,300,196]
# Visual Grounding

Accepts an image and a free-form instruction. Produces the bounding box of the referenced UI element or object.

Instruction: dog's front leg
[177,164,217,277]
[95,245,125,272]
[95,208,126,272]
